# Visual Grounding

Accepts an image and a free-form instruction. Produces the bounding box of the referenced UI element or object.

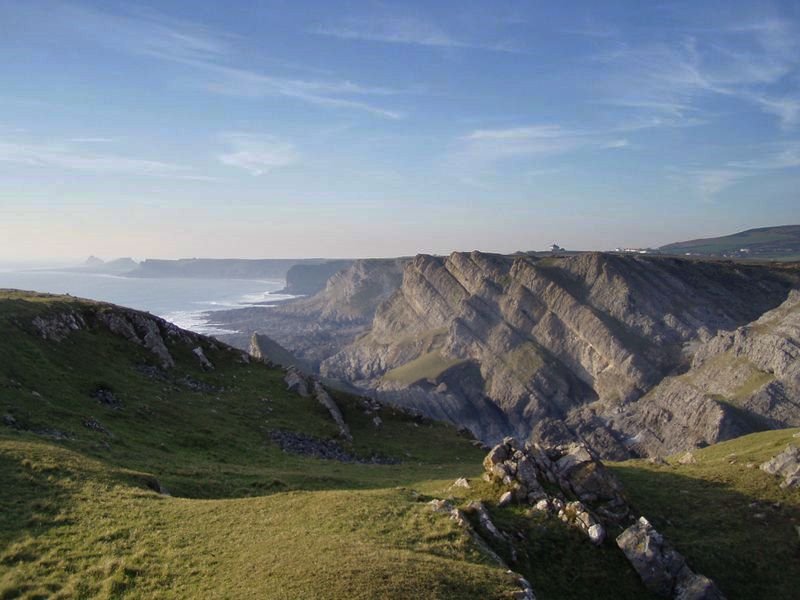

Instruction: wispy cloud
[0,139,201,178]
[685,169,746,200]
[197,63,405,119]
[682,142,800,200]
[217,133,298,175]
[596,17,800,128]
[69,137,115,143]
[450,124,627,180]
[310,15,521,53]
[26,2,404,119]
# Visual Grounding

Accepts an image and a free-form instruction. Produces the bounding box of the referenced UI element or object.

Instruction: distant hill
[660,225,800,260]
[278,260,354,295]
[125,258,329,280]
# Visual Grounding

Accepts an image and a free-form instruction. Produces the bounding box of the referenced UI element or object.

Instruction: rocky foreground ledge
[427,437,731,600]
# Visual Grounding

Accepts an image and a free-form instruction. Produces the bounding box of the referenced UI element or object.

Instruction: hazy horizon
[2,1,799,260]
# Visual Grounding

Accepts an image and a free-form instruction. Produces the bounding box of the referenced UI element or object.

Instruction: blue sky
[0,0,799,260]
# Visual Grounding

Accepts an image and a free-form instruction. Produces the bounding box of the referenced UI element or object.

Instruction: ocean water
[0,269,292,335]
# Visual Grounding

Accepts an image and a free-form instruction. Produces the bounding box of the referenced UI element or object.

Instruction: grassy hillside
[611,429,800,600]
[660,225,800,260]
[1,290,797,598]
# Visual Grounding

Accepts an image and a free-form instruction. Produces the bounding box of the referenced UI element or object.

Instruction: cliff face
[319,252,796,455]
[610,290,800,456]
[279,260,354,296]
[214,258,407,368]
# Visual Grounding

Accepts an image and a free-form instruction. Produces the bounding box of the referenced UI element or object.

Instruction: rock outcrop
[28,303,221,370]
[315,252,796,456]
[32,311,86,341]
[428,498,536,599]
[482,437,629,543]
[214,258,407,367]
[214,250,798,458]
[616,517,725,600]
[192,346,214,370]
[481,440,726,598]
[613,290,800,456]
[760,444,800,489]
[282,368,352,441]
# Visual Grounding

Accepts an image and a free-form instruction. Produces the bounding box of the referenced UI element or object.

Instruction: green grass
[611,429,800,600]
[382,352,467,385]
[505,342,545,381]
[2,291,798,599]
[0,292,517,598]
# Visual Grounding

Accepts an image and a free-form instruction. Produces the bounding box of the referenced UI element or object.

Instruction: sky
[0,0,799,261]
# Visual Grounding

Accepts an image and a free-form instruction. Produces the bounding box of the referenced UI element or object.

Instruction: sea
[0,268,292,336]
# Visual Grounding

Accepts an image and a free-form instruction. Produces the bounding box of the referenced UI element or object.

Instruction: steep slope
[320,252,797,455]
[612,290,800,456]
[611,428,800,600]
[277,259,354,295]
[3,290,797,599]
[660,224,800,260]
[214,258,407,366]
[0,290,523,598]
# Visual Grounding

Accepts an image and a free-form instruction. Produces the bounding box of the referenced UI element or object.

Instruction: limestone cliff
[214,258,407,367]
[318,252,796,455]
[612,290,800,456]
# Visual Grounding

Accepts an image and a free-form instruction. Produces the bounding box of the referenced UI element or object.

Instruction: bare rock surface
[617,517,726,600]
[207,251,797,459]
[481,437,628,543]
[613,290,800,456]
[310,252,793,456]
[760,444,800,489]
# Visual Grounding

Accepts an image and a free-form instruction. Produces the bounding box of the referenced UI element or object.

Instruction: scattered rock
[2,414,18,428]
[531,499,550,513]
[92,387,121,408]
[192,346,214,370]
[268,430,397,464]
[587,524,605,545]
[648,455,669,466]
[678,451,697,465]
[616,517,725,599]
[557,500,606,545]
[451,477,471,489]
[372,415,383,428]
[177,375,217,393]
[428,498,454,514]
[760,445,800,489]
[32,311,86,341]
[82,417,109,435]
[143,476,170,495]
[482,437,629,543]
[428,498,534,598]
[284,368,310,397]
[31,427,71,440]
[97,310,176,368]
[498,491,514,508]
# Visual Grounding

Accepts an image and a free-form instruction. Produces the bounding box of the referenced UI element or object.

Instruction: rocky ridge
[479,437,726,599]
[317,252,796,457]
[612,290,800,456]
[215,258,407,367]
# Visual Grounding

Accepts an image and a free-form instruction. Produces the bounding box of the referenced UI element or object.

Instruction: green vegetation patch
[611,429,800,600]
[382,352,467,385]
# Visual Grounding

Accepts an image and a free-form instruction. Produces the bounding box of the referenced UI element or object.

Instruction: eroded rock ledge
[481,438,726,599]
